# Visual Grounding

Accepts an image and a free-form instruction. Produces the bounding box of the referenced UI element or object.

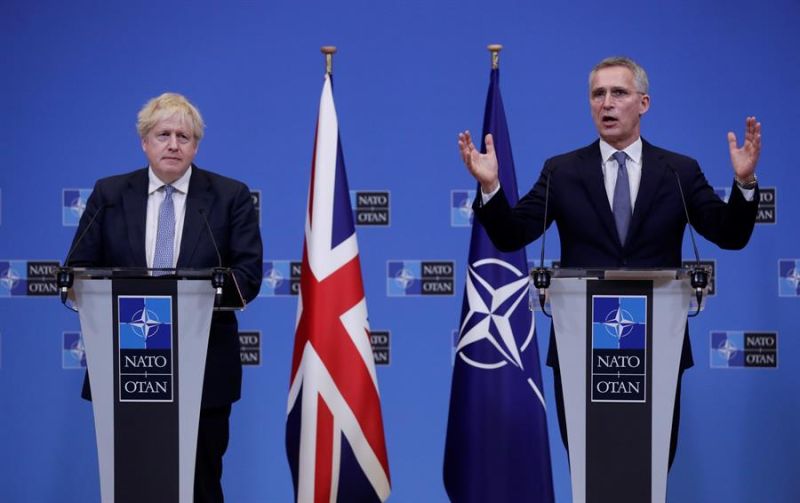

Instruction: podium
[67,268,234,503]
[545,269,694,503]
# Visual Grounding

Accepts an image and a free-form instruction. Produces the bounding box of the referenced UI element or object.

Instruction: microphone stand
[532,169,554,317]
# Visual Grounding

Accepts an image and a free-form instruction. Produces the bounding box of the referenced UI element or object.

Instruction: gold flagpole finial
[487,44,503,70]
[321,46,337,75]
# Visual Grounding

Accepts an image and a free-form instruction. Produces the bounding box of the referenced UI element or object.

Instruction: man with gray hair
[68,92,263,502]
[458,56,761,466]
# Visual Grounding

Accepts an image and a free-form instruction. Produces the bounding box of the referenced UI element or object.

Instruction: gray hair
[589,56,649,94]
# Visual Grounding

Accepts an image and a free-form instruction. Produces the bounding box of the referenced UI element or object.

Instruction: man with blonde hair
[68,92,263,502]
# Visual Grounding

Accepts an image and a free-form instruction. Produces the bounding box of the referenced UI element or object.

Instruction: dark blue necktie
[612,151,631,246]
[153,185,176,273]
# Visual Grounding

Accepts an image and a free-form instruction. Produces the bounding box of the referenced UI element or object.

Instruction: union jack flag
[286,73,391,503]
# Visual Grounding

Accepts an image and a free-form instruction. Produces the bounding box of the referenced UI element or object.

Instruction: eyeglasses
[590,88,646,103]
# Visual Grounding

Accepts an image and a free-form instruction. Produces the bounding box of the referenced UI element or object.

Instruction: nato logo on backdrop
[591,295,648,403]
[778,259,800,297]
[118,296,174,402]
[62,331,86,369]
[370,330,390,366]
[714,186,776,224]
[710,331,778,368]
[756,187,777,223]
[451,190,476,227]
[239,330,261,366]
[387,260,455,296]
[260,260,301,297]
[62,189,92,226]
[351,190,390,226]
[0,260,60,297]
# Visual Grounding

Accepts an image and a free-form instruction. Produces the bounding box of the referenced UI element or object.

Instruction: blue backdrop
[1,1,798,501]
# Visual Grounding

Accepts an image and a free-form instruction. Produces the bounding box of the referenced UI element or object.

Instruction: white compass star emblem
[603,307,635,341]
[716,337,739,361]
[69,196,87,218]
[264,267,284,288]
[130,309,161,339]
[0,267,20,290]
[787,267,800,290]
[70,337,86,364]
[455,258,533,370]
[394,268,415,289]
[458,197,473,221]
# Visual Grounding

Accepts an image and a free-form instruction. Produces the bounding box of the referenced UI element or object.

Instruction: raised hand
[458,131,499,193]
[728,116,761,182]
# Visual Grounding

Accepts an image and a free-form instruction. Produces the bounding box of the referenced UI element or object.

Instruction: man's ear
[639,93,651,116]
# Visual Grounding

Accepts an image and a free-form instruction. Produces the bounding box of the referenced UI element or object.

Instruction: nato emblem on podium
[591,295,648,403]
[117,296,174,402]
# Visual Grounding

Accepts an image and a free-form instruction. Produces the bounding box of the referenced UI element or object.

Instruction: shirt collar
[599,137,642,165]
[148,165,192,195]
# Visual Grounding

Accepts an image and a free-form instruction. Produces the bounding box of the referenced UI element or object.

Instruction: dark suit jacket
[68,165,263,408]
[475,139,759,368]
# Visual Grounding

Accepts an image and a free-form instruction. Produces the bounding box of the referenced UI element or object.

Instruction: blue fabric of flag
[443,68,555,502]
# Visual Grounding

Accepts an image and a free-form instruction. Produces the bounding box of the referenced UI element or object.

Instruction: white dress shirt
[599,138,643,210]
[145,166,191,268]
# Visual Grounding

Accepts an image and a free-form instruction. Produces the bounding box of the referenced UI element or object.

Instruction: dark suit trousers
[194,405,232,503]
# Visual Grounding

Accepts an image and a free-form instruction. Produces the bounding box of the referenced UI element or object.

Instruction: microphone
[668,165,707,317]
[198,208,226,307]
[58,203,112,305]
[532,166,557,318]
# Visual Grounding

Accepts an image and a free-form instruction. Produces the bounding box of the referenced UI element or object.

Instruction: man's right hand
[458,130,499,194]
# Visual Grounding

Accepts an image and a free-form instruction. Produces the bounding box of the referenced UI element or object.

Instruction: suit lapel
[177,166,215,268]
[626,139,669,246]
[578,141,620,244]
[122,169,149,267]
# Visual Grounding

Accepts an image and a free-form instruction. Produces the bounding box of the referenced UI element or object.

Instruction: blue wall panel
[1,1,798,501]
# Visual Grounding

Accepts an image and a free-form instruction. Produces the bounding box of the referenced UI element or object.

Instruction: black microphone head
[690,267,709,290]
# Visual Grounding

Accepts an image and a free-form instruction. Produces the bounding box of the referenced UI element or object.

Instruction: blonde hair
[136,92,205,141]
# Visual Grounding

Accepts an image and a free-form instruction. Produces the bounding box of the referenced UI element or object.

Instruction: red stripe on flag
[293,250,390,476]
[315,395,334,503]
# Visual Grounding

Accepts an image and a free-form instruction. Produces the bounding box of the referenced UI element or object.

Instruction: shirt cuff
[736,184,755,202]
[481,183,501,205]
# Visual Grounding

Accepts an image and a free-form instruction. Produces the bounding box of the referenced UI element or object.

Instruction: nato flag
[444,67,554,502]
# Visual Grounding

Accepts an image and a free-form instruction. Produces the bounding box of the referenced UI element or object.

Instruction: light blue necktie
[612,151,632,246]
[153,185,176,273]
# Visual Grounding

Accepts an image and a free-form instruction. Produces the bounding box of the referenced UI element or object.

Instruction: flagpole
[488,43,502,69]
[321,45,337,75]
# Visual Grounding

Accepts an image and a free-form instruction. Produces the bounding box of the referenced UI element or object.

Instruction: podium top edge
[540,267,701,280]
[68,267,230,279]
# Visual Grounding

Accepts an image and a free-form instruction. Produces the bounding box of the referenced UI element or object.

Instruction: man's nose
[167,134,179,149]
[602,92,614,108]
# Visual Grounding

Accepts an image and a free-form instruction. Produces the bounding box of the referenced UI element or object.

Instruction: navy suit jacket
[68,165,263,407]
[475,139,759,368]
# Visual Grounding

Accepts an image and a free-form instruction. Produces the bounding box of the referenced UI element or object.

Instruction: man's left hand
[728,116,761,181]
